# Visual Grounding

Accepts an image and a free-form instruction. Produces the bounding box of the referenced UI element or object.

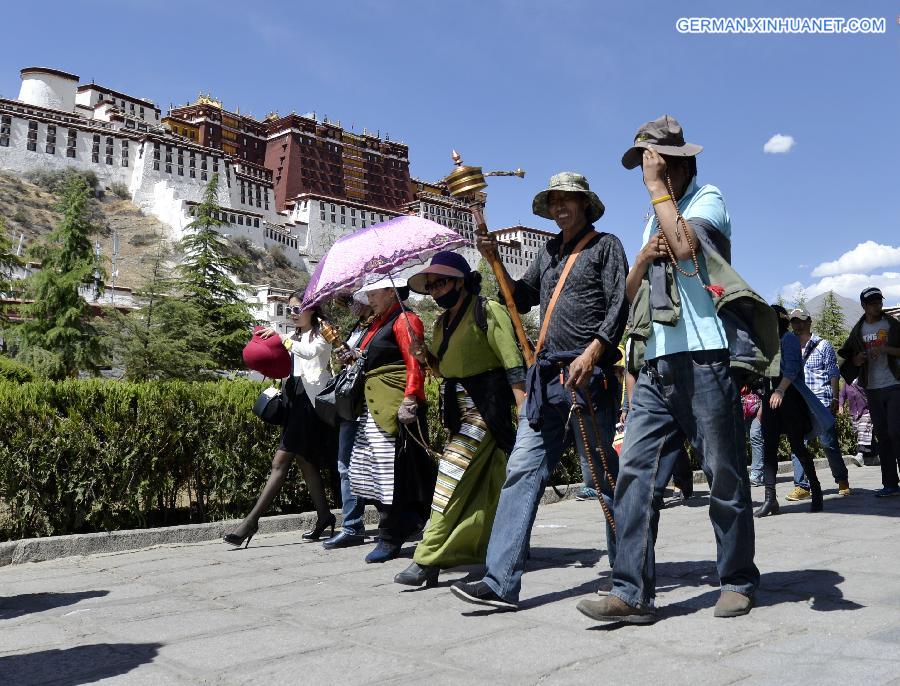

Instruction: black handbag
[252,382,287,426]
[315,355,367,426]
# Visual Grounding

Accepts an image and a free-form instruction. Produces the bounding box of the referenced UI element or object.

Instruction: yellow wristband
[651,194,672,206]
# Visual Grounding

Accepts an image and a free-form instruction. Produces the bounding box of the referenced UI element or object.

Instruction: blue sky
[2,0,898,303]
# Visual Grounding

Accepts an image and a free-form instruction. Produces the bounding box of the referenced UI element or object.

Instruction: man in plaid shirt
[787,308,851,499]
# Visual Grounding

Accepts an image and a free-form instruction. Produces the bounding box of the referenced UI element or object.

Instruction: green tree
[0,218,23,324]
[775,294,785,308]
[176,175,253,369]
[476,257,500,301]
[813,290,848,350]
[104,241,216,379]
[793,287,808,311]
[18,173,104,378]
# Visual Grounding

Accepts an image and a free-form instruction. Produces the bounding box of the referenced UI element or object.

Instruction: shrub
[25,169,98,194]
[0,355,34,382]
[0,380,306,539]
[108,182,130,199]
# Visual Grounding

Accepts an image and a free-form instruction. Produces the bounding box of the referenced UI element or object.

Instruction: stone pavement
[1,465,898,686]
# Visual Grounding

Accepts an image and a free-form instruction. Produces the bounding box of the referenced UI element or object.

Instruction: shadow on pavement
[0,591,110,620]
[774,489,900,517]
[527,546,604,570]
[0,642,162,686]
[657,565,863,618]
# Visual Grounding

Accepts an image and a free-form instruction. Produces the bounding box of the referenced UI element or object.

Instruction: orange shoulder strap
[534,230,597,355]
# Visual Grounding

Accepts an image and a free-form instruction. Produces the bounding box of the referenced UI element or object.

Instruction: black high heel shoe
[224,522,258,548]
[302,512,337,541]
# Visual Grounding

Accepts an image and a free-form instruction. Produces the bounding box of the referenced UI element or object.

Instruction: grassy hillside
[0,170,307,291]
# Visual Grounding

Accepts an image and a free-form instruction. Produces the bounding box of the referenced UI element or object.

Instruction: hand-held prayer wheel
[444,151,533,365]
[319,319,349,351]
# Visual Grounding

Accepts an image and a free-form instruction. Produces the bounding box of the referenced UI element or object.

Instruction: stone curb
[0,456,857,566]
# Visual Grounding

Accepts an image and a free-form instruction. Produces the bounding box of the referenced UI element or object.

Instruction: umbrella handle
[471,205,535,367]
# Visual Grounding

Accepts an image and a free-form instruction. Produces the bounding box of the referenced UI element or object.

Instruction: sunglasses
[287,305,303,316]
[424,277,453,293]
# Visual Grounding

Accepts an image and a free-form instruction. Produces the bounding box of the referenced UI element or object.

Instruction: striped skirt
[414,387,507,568]
[349,409,397,505]
[854,412,874,449]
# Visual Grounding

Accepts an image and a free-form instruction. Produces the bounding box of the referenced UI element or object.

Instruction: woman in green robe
[396,251,525,587]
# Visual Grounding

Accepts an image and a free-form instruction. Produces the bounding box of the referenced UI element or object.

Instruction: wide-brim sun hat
[408,251,471,294]
[532,172,605,223]
[621,114,703,170]
[355,275,408,293]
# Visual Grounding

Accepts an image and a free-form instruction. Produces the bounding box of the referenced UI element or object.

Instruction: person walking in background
[755,306,834,517]
[839,379,876,467]
[225,297,336,548]
[785,308,851,499]
[838,287,900,497]
[395,252,525,588]
[322,295,375,550]
[742,384,764,487]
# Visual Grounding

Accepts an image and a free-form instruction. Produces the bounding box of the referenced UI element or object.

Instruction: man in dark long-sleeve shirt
[513,226,629,360]
[450,172,629,610]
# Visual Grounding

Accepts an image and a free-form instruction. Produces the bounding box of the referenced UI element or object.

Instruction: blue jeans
[748,416,764,480]
[791,423,848,488]
[337,419,365,535]
[483,378,618,603]
[611,351,759,610]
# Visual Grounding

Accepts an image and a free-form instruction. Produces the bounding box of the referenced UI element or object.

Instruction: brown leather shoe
[576,594,657,624]
[714,590,753,617]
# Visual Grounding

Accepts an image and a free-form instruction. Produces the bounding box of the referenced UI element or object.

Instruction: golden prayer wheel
[445,150,525,198]
[444,150,533,365]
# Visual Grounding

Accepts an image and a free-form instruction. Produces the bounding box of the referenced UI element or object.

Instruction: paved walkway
[1,465,898,685]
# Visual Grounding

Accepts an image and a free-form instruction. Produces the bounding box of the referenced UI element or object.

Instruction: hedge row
[0,380,287,539]
[0,379,857,540]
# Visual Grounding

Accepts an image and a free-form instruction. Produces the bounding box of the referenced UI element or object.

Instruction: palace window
[0,115,10,147]
[165,163,172,173]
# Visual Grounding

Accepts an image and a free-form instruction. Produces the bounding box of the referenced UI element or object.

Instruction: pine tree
[813,290,848,350]
[176,175,253,369]
[793,287,808,311]
[104,240,216,379]
[18,173,104,378]
[775,294,785,308]
[0,218,23,324]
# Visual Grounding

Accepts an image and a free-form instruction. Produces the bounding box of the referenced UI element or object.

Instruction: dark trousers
[868,385,900,488]
[761,385,819,491]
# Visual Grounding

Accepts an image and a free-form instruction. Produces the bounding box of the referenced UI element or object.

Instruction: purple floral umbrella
[301,215,469,308]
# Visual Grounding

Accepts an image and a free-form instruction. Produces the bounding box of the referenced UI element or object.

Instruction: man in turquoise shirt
[578,115,759,625]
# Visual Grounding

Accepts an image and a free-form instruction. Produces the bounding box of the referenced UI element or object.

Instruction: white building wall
[0,117,133,188]
[18,72,77,113]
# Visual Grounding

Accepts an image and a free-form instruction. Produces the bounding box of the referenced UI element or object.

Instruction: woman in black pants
[756,305,834,516]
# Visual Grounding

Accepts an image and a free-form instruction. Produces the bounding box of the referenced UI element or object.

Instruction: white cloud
[811,240,900,277]
[763,134,796,154]
[778,272,900,303]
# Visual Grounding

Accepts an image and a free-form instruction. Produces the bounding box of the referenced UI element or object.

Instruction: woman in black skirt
[755,305,833,517]
[224,294,336,547]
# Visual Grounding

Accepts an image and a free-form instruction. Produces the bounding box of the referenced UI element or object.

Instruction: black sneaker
[450,580,518,610]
